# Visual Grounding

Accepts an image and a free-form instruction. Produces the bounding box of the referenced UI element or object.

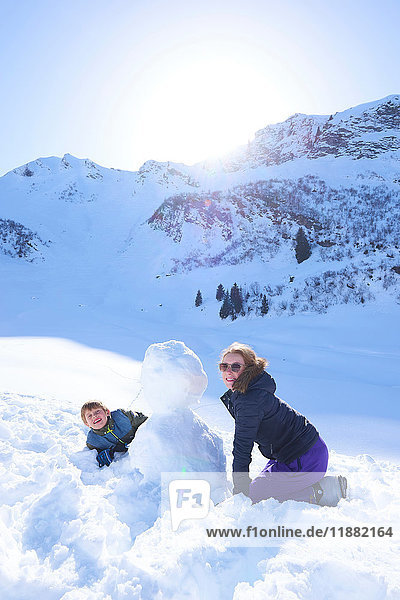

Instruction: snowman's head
[140,340,208,413]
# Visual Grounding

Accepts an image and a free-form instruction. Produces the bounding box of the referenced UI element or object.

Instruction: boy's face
[84,407,110,429]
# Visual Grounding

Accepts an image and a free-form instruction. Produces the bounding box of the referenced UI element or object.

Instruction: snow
[0,312,399,599]
[1,94,399,598]
[132,340,225,482]
[140,340,208,412]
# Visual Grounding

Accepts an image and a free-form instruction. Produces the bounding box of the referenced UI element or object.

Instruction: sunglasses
[219,362,245,372]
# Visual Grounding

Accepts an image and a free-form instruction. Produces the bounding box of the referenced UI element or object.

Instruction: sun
[153,55,269,162]
[131,44,290,166]
[162,59,250,157]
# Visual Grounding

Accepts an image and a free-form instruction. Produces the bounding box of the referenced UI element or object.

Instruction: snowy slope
[0,332,399,600]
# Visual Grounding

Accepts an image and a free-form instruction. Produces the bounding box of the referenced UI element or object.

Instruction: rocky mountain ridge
[205,94,400,172]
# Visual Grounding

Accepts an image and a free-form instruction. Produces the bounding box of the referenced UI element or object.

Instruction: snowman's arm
[121,410,148,436]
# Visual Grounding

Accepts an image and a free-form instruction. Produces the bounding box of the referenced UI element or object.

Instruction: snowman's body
[131,341,226,482]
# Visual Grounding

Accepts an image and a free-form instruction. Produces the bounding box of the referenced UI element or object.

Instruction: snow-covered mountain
[1,95,400,324]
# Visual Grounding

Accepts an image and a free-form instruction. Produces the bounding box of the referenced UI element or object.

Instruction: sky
[1,0,400,176]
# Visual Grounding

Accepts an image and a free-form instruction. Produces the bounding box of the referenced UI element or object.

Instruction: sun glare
[132,45,289,165]
[107,41,299,170]
[154,55,270,162]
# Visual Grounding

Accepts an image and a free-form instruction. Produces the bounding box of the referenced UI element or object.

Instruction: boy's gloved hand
[96,448,114,468]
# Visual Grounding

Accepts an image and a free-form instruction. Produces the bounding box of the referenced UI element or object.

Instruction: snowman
[130,340,226,483]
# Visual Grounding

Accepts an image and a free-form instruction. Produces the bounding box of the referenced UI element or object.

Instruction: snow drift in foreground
[0,334,399,600]
[0,389,399,600]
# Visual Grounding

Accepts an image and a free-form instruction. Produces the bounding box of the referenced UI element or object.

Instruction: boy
[81,400,148,468]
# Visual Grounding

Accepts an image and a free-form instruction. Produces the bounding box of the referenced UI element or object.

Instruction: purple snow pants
[249,436,329,504]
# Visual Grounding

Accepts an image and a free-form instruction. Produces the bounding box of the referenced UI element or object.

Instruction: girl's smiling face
[220,352,246,389]
[84,407,110,429]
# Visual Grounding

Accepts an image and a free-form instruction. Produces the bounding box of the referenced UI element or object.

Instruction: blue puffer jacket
[86,409,148,452]
[221,371,319,494]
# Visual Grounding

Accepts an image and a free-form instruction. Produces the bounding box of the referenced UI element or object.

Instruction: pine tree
[230,283,244,315]
[195,290,203,307]
[219,292,233,320]
[295,227,312,264]
[216,283,224,301]
[261,294,269,316]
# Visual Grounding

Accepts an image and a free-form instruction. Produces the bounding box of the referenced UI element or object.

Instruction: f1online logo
[169,480,211,531]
